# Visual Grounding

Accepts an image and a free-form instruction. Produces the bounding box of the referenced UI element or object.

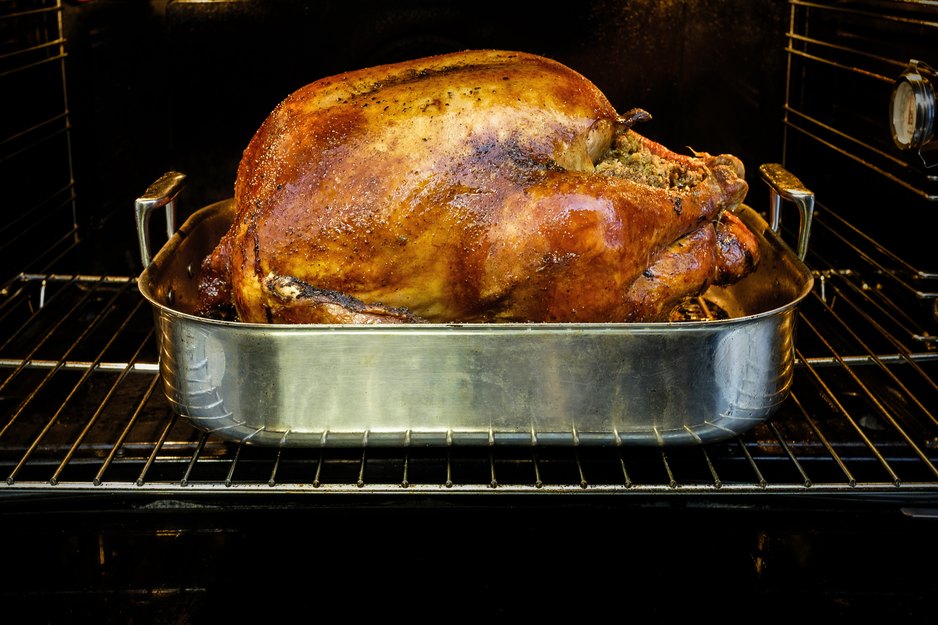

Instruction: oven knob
[890,59,937,167]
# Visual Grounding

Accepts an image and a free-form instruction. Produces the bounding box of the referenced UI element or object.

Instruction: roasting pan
[135,164,815,447]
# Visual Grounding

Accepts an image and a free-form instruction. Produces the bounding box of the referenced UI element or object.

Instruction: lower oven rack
[0,202,935,500]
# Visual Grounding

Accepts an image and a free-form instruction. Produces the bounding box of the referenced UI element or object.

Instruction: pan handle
[758,163,814,260]
[134,171,187,268]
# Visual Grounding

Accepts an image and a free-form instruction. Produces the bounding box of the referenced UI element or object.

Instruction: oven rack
[1,1,78,287]
[0,203,935,500]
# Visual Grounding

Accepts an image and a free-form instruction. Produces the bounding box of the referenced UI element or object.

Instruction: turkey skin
[197,49,758,324]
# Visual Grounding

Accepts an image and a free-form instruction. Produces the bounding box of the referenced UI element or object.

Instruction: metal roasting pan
[134,163,815,447]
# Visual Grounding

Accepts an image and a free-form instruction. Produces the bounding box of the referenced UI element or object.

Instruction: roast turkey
[196,49,758,324]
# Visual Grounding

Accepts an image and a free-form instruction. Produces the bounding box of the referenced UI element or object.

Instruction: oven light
[890,59,937,167]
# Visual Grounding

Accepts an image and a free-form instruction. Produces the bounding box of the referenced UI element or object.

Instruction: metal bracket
[134,171,187,268]
[759,163,815,260]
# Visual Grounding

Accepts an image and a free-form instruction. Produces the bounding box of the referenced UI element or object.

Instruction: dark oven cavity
[1,1,936,620]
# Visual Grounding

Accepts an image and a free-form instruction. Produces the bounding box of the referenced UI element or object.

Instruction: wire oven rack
[0,200,935,500]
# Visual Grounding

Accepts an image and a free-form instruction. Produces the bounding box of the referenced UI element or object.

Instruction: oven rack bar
[0,359,159,373]
[4,480,938,497]
[0,4,61,23]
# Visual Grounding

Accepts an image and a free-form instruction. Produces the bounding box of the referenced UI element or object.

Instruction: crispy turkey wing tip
[616,108,653,129]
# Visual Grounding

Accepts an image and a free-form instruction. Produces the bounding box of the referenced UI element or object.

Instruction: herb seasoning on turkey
[196,49,759,324]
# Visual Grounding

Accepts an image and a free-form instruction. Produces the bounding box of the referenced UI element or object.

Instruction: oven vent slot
[785,0,938,201]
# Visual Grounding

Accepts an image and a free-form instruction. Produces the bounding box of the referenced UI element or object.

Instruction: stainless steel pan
[135,164,815,447]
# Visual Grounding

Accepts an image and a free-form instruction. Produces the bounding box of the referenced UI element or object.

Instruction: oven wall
[59,0,789,276]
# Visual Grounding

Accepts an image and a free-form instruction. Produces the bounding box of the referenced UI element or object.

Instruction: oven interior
[2,0,937,620]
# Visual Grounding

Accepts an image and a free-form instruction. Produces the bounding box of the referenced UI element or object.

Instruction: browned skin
[620,214,762,322]
[198,49,753,324]
[715,210,761,285]
[621,225,720,322]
